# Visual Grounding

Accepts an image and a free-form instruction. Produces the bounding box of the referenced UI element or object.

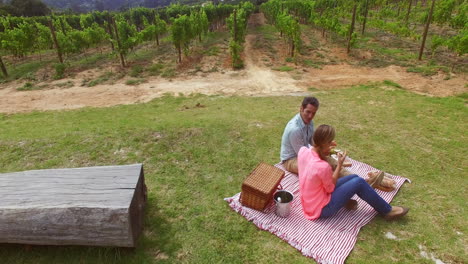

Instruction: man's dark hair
[301,97,319,109]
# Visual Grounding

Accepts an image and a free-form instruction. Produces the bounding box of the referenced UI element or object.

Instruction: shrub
[53,63,66,80]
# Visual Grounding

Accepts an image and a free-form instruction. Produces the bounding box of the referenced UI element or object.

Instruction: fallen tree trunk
[0,164,147,247]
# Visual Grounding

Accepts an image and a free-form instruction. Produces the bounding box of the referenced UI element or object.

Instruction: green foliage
[160,67,176,78]
[276,12,301,58]
[114,15,140,56]
[446,28,468,56]
[147,63,164,76]
[83,23,109,48]
[16,82,34,91]
[433,0,456,25]
[53,63,66,80]
[227,2,254,69]
[190,9,209,42]
[229,40,243,69]
[130,65,144,77]
[87,72,113,87]
[171,14,195,62]
[34,22,52,51]
[430,35,446,55]
[450,2,467,28]
[407,65,450,76]
[1,21,36,57]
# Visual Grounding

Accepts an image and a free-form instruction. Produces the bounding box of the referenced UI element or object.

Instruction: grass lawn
[0,84,466,263]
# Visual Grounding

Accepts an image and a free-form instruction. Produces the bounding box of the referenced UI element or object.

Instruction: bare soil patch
[0,13,466,114]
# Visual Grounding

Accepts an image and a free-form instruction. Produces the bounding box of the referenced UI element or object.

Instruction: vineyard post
[0,56,8,77]
[347,3,357,54]
[154,11,162,46]
[233,9,237,42]
[106,15,115,51]
[111,17,126,67]
[48,19,63,64]
[362,0,370,34]
[418,0,436,60]
[59,18,67,36]
[405,0,413,24]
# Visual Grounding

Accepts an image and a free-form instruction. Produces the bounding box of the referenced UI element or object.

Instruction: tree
[111,15,140,67]
[153,14,167,46]
[347,3,358,54]
[190,10,209,42]
[9,0,50,17]
[0,56,7,77]
[1,22,36,58]
[171,15,193,63]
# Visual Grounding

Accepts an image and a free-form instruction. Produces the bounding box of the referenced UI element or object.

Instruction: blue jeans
[320,174,392,218]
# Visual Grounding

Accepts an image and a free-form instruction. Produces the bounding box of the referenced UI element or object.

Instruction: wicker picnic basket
[240,162,285,211]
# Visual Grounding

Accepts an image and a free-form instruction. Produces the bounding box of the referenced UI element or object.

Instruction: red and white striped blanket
[224,158,410,264]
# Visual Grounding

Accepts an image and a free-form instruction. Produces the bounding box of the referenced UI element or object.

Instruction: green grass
[16,82,48,91]
[130,65,145,78]
[68,53,111,71]
[407,65,450,76]
[0,86,467,264]
[87,72,114,87]
[203,46,221,56]
[273,65,294,72]
[0,60,52,82]
[160,68,176,78]
[302,59,323,69]
[383,80,403,88]
[55,81,74,88]
[125,78,146,86]
[147,63,165,76]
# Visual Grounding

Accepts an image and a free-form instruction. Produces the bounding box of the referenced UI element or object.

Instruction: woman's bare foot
[384,206,409,220]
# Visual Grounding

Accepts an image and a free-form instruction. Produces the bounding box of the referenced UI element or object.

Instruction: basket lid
[243,162,284,193]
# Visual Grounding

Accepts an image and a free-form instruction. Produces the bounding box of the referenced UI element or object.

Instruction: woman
[297,124,409,220]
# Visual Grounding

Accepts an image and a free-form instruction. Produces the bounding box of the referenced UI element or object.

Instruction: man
[280,97,319,174]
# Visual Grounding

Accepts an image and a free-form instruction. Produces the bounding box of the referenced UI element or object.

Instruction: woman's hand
[337,150,348,167]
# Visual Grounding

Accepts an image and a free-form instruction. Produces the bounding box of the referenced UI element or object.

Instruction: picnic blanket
[224,157,410,264]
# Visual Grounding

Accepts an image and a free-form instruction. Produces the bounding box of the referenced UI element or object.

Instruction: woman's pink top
[298,146,335,220]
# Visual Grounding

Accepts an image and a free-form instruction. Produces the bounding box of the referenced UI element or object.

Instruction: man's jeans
[320,174,392,218]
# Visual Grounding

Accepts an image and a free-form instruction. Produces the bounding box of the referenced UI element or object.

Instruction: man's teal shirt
[280,113,314,162]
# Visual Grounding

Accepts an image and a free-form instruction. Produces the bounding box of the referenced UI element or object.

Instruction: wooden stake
[418,0,436,60]
[48,18,63,64]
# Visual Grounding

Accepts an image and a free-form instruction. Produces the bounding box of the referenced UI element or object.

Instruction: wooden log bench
[0,164,147,247]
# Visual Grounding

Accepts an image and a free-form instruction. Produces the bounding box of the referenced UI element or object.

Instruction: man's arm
[289,129,305,156]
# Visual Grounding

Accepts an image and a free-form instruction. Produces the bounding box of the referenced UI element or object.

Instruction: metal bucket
[274,190,294,218]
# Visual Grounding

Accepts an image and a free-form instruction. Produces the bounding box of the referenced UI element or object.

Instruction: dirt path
[0,13,466,114]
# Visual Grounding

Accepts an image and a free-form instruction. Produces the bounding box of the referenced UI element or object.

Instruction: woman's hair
[313,124,335,148]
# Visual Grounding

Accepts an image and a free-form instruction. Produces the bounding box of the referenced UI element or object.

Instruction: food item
[366,171,396,192]
[330,148,341,155]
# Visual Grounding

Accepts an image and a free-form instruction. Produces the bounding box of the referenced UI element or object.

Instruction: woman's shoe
[384,207,409,220]
[344,199,358,210]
